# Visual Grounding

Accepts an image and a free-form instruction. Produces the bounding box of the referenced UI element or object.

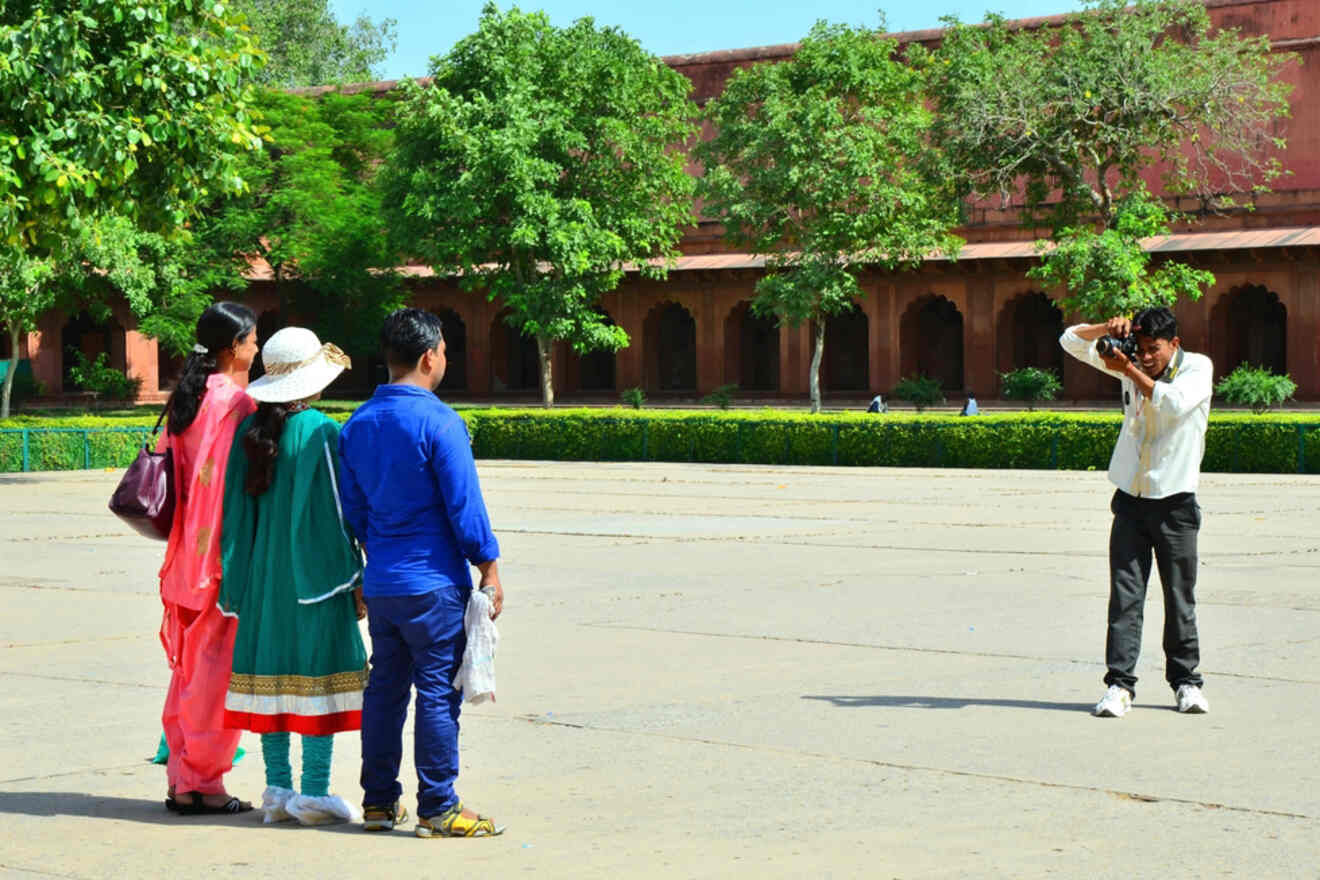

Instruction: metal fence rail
[0,426,154,473]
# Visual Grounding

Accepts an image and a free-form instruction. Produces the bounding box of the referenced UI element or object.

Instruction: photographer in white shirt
[1059,307,1213,718]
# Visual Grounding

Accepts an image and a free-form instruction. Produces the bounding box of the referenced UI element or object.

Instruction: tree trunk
[536,333,554,408]
[1,323,20,420]
[808,319,825,414]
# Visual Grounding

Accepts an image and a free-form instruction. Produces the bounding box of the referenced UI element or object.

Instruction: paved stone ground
[2,463,1319,879]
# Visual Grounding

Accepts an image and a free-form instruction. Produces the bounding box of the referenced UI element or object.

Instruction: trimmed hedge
[463,408,1320,473]
[5,408,1320,474]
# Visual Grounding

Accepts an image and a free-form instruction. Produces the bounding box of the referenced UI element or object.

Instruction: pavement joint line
[2,635,152,649]
[581,623,1320,685]
[500,529,1120,556]
[501,505,1097,530]
[1199,601,1320,612]
[0,762,152,787]
[3,533,133,543]
[1219,635,1320,650]
[0,670,164,689]
[499,505,870,523]
[514,714,1318,823]
[0,863,86,879]
[0,585,156,597]
[762,539,1320,560]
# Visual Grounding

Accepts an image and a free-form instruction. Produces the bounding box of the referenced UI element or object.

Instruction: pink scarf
[158,373,256,611]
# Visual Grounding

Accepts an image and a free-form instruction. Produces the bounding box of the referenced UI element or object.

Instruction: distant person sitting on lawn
[960,392,980,416]
[867,393,888,414]
[338,308,506,838]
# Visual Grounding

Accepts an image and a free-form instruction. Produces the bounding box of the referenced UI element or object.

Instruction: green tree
[921,0,1294,320]
[0,248,54,417]
[69,213,213,359]
[230,0,397,88]
[191,88,403,357]
[0,0,264,416]
[382,4,698,406]
[0,213,205,415]
[697,21,962,413]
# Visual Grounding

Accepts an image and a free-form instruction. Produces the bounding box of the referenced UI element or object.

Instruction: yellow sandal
[415,802,505,838]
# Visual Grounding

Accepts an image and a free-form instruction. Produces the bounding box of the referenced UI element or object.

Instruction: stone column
[31,315,63,394]
[124,329,161,400]
[782,321,809,396]
[1292,263,1319,400]
[615,285,644,392]
[965,276,997,398]
[865,281,888,394]
[696,287,718,394]
[469,298,493,394]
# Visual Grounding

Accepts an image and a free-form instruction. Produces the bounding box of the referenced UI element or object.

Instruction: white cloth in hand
[453,588,499,703]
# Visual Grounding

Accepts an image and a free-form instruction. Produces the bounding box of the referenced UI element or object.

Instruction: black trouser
[1104,489,1203,698]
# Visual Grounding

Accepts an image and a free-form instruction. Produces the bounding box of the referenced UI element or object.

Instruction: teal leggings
[260,733,333,797]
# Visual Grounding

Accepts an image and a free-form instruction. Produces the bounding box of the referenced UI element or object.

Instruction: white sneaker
[1093,685,1133,717]
[1176,684,1209,714]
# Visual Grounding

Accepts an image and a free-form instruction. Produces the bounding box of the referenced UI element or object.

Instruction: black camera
[1096,334,1138,360]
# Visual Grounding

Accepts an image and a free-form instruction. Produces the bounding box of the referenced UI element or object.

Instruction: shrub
[892,374,945,413]
[8,408,1320,475]
[999,367,1062,411]
[1214,364,1296,414]
[67,352,142,401]
[701,383,738,410]
[621,387,646,409]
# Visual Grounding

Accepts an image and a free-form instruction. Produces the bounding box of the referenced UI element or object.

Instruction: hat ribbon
[262,342,352,377]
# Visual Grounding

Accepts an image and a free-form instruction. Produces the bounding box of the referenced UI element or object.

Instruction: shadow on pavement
[0,792,268,826]
[802,694,1092,712]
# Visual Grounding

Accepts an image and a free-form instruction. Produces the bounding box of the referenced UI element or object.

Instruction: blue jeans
[360,586,469,818]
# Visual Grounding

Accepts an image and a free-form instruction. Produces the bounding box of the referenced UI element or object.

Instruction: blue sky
[329,0,1088,82]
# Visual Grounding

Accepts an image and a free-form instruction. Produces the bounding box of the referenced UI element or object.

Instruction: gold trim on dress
[229,666,369,697]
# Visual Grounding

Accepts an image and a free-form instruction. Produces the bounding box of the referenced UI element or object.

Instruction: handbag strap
[145,403,169,449]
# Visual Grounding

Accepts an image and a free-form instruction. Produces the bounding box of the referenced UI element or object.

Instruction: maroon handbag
[108,408,175,540]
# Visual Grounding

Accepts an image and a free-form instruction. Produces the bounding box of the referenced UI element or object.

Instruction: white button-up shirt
[1060,326,1213,499]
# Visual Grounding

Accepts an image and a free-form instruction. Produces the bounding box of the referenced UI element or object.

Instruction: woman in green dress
[219,327,368,826]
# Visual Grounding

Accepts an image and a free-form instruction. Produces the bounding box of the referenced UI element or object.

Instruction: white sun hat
[247,327,351,403]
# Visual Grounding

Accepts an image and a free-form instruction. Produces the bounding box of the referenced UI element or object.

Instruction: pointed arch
[813,305,869,392]
[568,309,618,392]
[61,311,126,393]
[436,307,468,392]
[900,294,964,393]
[1211,284,1286,375]
[997,291,1064,374]
[723,301,780,391]
[489,308,538,391]
[643,301,696,391]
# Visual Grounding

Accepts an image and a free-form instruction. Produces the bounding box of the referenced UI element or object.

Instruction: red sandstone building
[7,0,1319,405]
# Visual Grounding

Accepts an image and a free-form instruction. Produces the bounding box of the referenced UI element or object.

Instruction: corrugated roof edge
[241,226,1320,281]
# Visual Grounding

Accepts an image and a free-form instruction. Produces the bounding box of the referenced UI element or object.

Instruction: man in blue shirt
[338,308,505,838]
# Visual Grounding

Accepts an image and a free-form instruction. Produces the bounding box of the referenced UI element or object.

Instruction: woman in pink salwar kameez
[158,302,258,815]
